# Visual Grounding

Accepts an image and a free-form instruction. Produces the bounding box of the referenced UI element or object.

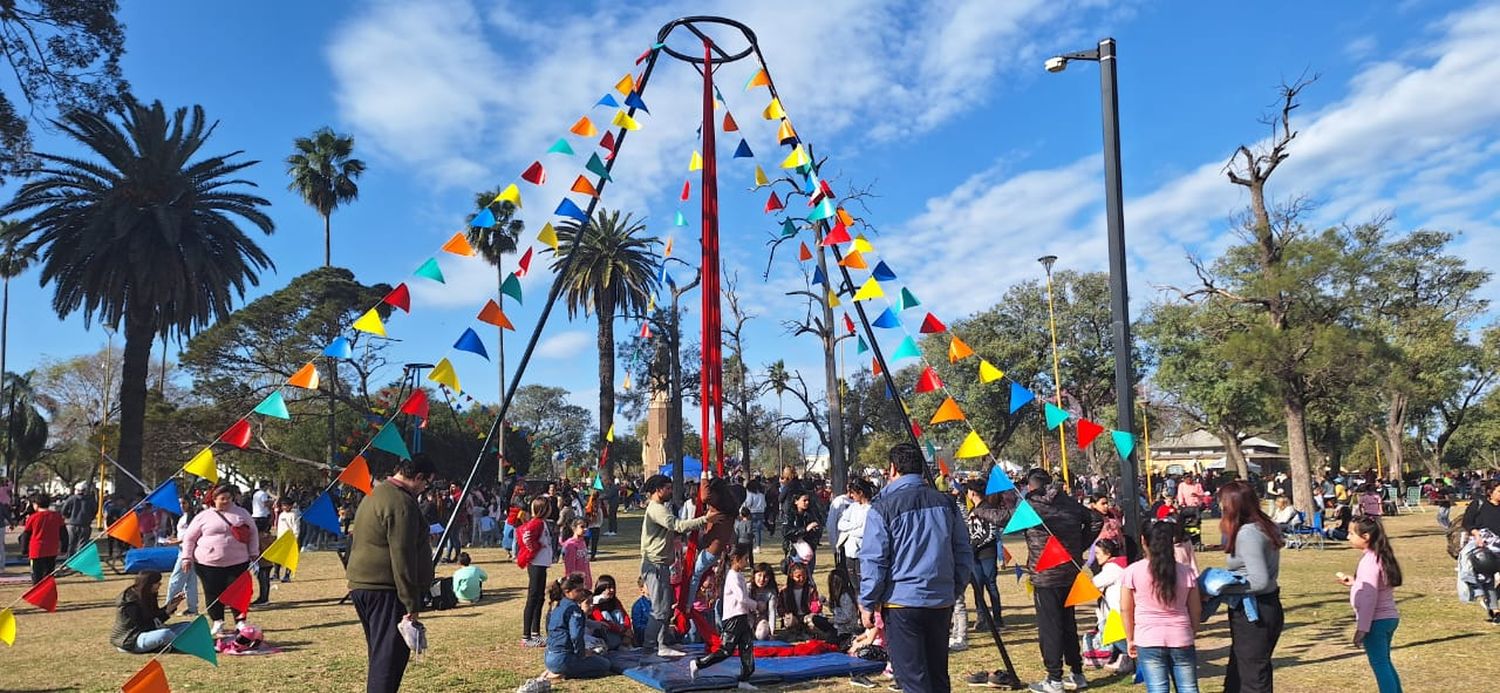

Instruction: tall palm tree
[1,100,274,485]
[0,222,35,424]
[767,360,789,469]
[468,192,524,470]
[286,127,363,267]
[2,372,50,481]
[552,209,660,485]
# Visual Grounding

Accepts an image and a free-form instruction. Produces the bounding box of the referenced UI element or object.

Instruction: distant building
[1149,429,1288,475]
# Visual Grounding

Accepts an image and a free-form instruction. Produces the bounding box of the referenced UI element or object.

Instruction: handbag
[215,510,254,545]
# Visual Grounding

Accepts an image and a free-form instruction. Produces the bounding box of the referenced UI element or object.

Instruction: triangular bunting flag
[673,211,688,227]
[843,313,856,334]
[853,234,874,253]
[495,183,522,208]
[254,391,290,420]
[64,541,104,580]
[520,161,546,185]
[414,257,445,283]
[1044,402,1070,430]
[1077,419,1105,448]
[611,109,641,131]
[680,179,691,201]
[797,242,812,262]
[688,151,703,171]
[547,138,575,155]
[734,139,753,158]
[781,218,797,238]
[1064,570,1104,607]
[287,362,319,390]
[899,287,920,310]
[220,418,252,449]
[872,261,897,281]
[338,455,373,494]
[856,336,869,354]
[501,273,523,304]
[144,479,183,516]
[441,232,476,256]
[182,447,217,483]
[777,119,798,146]
[323,336,353,359]
[597,92,620,107]
[400,389,429,421]
[370,422,412,460]
[723,112,739,132]
[872,358,882,377]
[914,366,942,393]
[477,299,514,329]
[1035,536,1072,573]
[955,430,991,458]
[873,308,901,328]
[108,509,144,548]
[352,308,386,337]
[624,90,649,113]
[745,68,770,90]
[986,466,1016,494]
[122,659,169,693]
[852,277,884,301]
[1100,610,1126,645]
[538,222,559,249]
[762,97,784,119]
[753,165,769,187]
[261,531,300,575]
[175,615,219,666]
[570,175,598,197]
[765,191,783,213]
[1003,499,1044,533]
[1009,382,1035,413]
[0,607,14,646]
[780,145,809,169]
[929,396,965,424]
[615,73,635,95]
[827,291,840,308]
[1112,431,1135,460]
[428,358,461,392]
[948,336,975,363]
[383,283,411,312]
[891,336,921,360]
[469,206,495,229]
[912,419,924,439]
[811,265,827,287]
[938,458,952,477]
[304,492,342,536]
[453,328,489,360]
[819,217,850,244]
[599,130,616,151]
[21,575,57,612]
[570,116,597,137]
[517,247,534,277]
[219,570,253,615]
[836,206,854,227]
[555,198,590,222]
[979,360,1005,383]
[839,250,867,269]
[919,313,947,334]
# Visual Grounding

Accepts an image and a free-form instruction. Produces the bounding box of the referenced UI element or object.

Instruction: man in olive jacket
[347,454,436,693]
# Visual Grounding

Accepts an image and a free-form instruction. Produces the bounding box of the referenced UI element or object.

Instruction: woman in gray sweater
[1216,480,1284,693]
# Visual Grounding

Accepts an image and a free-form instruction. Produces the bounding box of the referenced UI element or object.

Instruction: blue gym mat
[621,649,884,691]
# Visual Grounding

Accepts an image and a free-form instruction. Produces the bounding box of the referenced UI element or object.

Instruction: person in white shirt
[743,481,767,548]
[251,482,274,533]
[273,498,301,582]
[826,492,851,558]
[1272,497,1301,532]
[835,478,874,587]
[689,545,757,689]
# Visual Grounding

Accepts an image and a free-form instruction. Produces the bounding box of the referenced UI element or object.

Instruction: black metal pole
[1098,38,1142,554]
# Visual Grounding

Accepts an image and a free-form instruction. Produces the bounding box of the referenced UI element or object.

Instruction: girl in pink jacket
[181,484,259,635]
[1336,516,1402,693]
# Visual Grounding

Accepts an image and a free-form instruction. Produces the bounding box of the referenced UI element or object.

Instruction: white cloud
[537,330,594,359]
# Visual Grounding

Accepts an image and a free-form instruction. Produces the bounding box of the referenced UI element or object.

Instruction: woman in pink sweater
[181,484,259,636]
[1335,516,1402,693]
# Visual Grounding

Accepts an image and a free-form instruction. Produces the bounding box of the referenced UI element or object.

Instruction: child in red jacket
[20,494,67,585]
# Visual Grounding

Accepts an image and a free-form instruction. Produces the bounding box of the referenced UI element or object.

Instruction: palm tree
[1,100,274,485]
[552,209,660,485]
[468,193,524,470]
[2,372,50,482]
[767,360,789,469]
[286,127,364,267]
[0,222,35,424]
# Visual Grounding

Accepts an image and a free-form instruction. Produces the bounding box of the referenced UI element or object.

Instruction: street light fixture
[1046,37,1143,555]
[1037,255,1070,487]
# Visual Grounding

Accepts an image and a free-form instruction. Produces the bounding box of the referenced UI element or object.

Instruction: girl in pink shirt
[1121,521,1202,693]
[1336,516,1402,693]
[561,518,591,586]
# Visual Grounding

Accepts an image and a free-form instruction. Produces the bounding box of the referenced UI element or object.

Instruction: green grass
[0,508,1484,692]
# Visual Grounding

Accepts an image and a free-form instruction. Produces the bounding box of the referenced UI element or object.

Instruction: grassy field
[0,507,1488,692]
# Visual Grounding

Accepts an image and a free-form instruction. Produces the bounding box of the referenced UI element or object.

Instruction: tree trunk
[597,297,616,486]
[1282,396,1315,516]
[669,302,684,504]
[117,304,157,490]
[496,260,507,478]
[1216,425,1250,480]
[1382,393,1406,480]
[323,213,332,267]
[816,246,846,494]
[327,353,337,466]
[1,275,8,479]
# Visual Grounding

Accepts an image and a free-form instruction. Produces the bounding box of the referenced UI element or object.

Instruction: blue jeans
[1138,646,1198,693]
[1364,618,1402,693]
[750,512,764,547]
[970,551,1001,622]
[130,622,192,653]
[688,547,719,605]
[167,557,198,613]
[502,523,516,552]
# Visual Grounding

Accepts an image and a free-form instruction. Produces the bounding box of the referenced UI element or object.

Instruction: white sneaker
[1028,680,1063,693]
[737,683,758,690]
[210,620,224,637]
[689,660,700,680]
[949,640,968,652]
[657,646,688,657]
[1063,673,1089,690]
[235,620,247,633]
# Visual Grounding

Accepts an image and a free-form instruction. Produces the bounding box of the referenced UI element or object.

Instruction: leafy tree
[0,220,35,412]
[1,371,49,483]
[551,208,660,485]
[286,127,364,267]
[508,384,592,465]
[0,0,127,184]
[2,100,275,487]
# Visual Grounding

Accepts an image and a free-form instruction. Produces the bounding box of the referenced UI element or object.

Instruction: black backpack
[424,577,458,610]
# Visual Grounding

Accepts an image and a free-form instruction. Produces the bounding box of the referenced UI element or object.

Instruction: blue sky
[4,0,1499,451]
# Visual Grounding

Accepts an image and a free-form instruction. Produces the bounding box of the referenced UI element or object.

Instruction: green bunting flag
[370,422,412,460]
[891,336,921,361]
[1003,498,1044,533]
[1044,402,1070,430]
[1112,430,1135,460]
[856,336,869,354]
[253,391,290,420]
[585,152,612,181]
[64,542,104,580]
[899,287,920,311]
[547,138,575,155]
[174,615,219,666]
[501,273,523,304]
[413,257,445,283]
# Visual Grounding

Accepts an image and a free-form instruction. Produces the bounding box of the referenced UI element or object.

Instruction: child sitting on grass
[543,573,611,680]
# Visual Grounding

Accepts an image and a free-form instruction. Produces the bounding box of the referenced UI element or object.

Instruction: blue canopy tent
[659,455,703,479]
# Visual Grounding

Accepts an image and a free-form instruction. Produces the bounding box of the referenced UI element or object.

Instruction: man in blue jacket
[859,443,975,693]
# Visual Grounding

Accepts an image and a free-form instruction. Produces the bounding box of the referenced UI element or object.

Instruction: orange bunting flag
[108,510,144,548]
[477,299,514,330]
[615,73,635,95]
[837,207,856,229]
[839,250,867,269]
[570,175,598,197]
[1034,536,1073,573]
[948,336,975,363]
[920,313,947,334]
[122,658,170,693]
[220,418,252,449]
[1064,570,1104,607]
[798,242,812,262]
[915,366,942,393]
[777,119,798,146]
[938,458,952,477]
[287,362,319,390]
[765,191,783,213]
[516,247,534,277]
[1077,418,1106,448]
[723,112,738,132]
[383,283,411,313]
[21,575,58,612]
[664,237,674,258]
[745,68,770,90]
[872,358,882,377]
[338,455,373,494]
[930,396,966,424]
[521,161,546,185]
[441,231,476,256]
[570,116,597,137]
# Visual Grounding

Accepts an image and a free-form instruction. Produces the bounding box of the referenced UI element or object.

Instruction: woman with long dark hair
[1336,516,1403,693]
[1215,480,1283,692]
[1121,522,1201,692]
[110,571,190,653]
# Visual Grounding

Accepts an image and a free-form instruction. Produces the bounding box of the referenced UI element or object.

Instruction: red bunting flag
[723,112,738,132]
[521,161,545,185]
[1077,418,1106,448]
[821,220,851,246]
[383,283,411,313]
[920,313,947,334]
[911,419,923,439]
[220,570,254,615]
[516,248,534,278]
[914,366,943,393]
[221,418,252,449]
[872,358,882,377]
[680,180,690,201]
[401,389,430,421]
[599,131,616,151]
[765,191,783,213]
[338,455,373,494]
[1034,536,1072,573]
[635,47,651,65]
[822,180,837,200]
[843,314,855,334]
[798,243,812,262]
[640,322,651,338]
[22,575,58,611]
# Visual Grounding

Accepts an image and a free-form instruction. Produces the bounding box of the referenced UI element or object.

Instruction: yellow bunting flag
[1100,609,1126,645]
[827,291,841,308]
[852,276,884,301]
[948,336,975,363]
[612,110,641,131]
[978,359,1005,383]
[688,151,703,171]
[746,68,770,90]
[754,165,769,187]
[260,531,299,575]
[0,606,15,646]
[777,119,797,145]
[615,73,635,95]
[664,237,674,258]
[780,145,809,169]
[441,231,476,256]
[930,396,966,424]
[569,116,597,138]
[183,448,218,483]
[606,424,615,442]
[352,308,386,337]
[839,250,867,269]
[428,357,461,392]
[495,183,523,208]
[570,175,598,197]
[538,222,559,249]
[853,234,874,253]
[287,362,319,390]
[1064,570,1103,607]
[763,97,784,120]
[955,430,991,458]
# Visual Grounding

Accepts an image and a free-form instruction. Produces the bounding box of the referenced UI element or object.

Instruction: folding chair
[1286,511,1324,550]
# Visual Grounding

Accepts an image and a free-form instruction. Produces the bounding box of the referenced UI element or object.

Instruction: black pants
[1225,590,1284,693]
[589,528,601,559]
[523,564,549,638]
[255,563,272,604]
[1034,584,1083,681]
[884,606,953,693]
[695,614,755,680]
[30,556,56,585]
[351,589,410,693]
[607,499,619,533]
[197,562,249,622]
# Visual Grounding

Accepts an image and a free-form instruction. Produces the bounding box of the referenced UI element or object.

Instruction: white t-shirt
[276,508,301,538]
[722,568,750,619]
[836,502,870,558]
[251,490,273,518]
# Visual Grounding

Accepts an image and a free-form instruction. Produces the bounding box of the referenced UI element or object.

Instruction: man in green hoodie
[347,453,436,693]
